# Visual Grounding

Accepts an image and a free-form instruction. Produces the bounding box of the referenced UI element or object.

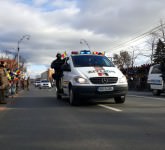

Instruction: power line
[107,23,165,53]
[107,23,160,47]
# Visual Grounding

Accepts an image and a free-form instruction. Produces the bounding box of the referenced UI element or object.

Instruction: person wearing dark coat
[0,61,9,104]
[160,58,165,83]
[51,53,66,93]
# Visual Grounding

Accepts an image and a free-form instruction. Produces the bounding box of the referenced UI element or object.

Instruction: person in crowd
[20,78,25,90]
[10,77,16,99]
[51,53,66,93]
[121,63,152,91]
[3,62,9,98]
[8,70,16,97]
[160,58,165,83]
[26,76,30,91]
[0,61,9,104]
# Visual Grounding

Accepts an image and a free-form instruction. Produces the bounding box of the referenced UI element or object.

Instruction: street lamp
[17,35,30,69]
[80,39,90,50]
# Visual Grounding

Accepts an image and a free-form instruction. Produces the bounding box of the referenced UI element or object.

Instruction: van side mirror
[62,64,71,72]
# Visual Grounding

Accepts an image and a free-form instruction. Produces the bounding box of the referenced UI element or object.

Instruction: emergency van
[57,50,128,105]
[147,64,165,95]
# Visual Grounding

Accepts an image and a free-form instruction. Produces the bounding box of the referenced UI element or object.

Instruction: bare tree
[113,51,131,69]
[127,46,146,67]
[145,34,157,64]
[159,19,165,41]
[2,49,17,60]
[19,56,26,69]
[145,20,165,63]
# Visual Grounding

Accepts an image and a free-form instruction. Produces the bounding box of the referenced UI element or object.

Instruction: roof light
[93,51,105,55]
[93,51,99,55]
[71,51,79,55]
[80,50,91,54]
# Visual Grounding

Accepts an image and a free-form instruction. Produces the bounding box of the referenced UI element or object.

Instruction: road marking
[98,104,122,112]
[128,95,165,101]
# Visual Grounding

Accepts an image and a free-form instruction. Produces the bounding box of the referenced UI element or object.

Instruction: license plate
[97,86,114,92]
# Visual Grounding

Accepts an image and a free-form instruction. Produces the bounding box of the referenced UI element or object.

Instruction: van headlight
[119,76,127,83]
[74,77,89,84]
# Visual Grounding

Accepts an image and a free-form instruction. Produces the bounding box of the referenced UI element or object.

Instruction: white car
[35,80,41,87]
[58,50,128,105]
[147,64,165,95]
[39,80,52,89]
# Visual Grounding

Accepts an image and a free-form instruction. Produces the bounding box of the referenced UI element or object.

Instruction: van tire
[114,96,125,103]
[69,87,80,106]
[152,90,161,96]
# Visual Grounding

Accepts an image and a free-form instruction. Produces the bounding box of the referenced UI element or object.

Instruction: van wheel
[69,87,80,106]
[114,96,125,104]
[152,90,161,96]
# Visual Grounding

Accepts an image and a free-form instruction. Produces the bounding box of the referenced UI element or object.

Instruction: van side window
[151,65,161,74]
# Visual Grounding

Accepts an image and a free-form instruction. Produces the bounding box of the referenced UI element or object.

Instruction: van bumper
[72,84,128,98]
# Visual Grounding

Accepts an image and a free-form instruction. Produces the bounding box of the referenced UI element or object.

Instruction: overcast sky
[0,0,165,78]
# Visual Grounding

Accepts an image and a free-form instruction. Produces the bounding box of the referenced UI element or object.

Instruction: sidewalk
[128,90,151,96]
[128,90,165,96]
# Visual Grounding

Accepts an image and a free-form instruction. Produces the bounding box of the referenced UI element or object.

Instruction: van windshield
[72,55,114,67]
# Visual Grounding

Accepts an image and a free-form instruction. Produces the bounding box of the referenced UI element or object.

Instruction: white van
[147,64,165,95]
[58,50,128,105]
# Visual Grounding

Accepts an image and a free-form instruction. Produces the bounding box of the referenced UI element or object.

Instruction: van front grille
[90,77,118,84]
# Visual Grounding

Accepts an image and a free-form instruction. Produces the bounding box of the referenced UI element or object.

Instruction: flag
[102,51,105,55]
[93,51,105,55]
[93,51,99,55]
[61,51,67,59]
[98,51,105,55]
[15,68,20,75]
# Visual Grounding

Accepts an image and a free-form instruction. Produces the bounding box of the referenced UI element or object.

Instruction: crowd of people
[121,64,152,91]
[0,61,30,104]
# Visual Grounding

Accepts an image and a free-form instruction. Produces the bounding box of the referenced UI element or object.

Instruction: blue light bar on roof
[80,50,91,54]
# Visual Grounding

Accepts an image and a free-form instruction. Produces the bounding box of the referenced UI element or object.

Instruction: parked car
[39,80,52,89]
[34,80,41,87]
[147,64,165,95]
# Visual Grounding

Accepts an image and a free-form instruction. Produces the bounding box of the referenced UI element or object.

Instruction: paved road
[0,86,165,150]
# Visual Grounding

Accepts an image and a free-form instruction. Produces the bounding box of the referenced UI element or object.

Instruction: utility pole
[17,35,30,69]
